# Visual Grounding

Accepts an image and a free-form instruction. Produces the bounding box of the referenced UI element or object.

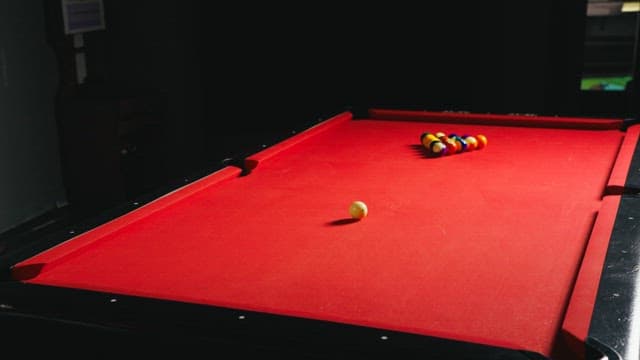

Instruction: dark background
[1,0,638,237]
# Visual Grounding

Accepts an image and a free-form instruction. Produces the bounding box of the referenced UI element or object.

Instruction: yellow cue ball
[349,201,368,219]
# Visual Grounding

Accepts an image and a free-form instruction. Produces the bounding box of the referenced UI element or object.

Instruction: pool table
[2,108,640,359]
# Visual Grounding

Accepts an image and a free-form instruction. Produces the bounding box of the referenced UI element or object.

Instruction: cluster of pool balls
[420,132,487,157]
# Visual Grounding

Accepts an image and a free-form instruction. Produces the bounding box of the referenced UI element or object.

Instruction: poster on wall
[61,0,106,34]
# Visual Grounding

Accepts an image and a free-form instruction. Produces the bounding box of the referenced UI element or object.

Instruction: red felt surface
[13,113,628,356]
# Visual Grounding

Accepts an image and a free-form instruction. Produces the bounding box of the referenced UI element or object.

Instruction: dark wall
[202,1,591,126]
[42,1,208,214]
[202,3,479,116]
[469,1,587,116]
[0,1,66,233]
[100,1,205,178]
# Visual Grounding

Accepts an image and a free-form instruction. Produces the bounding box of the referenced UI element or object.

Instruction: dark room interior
[3,0,630,231]
[2,1,640,358]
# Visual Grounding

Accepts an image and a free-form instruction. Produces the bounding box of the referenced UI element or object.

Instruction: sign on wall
[61,0,106,34]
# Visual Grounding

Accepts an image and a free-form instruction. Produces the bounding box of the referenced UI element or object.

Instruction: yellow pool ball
[349,201,368,219]
[476,134,488,149]
[464,136,478,150]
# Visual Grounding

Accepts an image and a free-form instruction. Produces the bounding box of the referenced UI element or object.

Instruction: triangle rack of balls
[420,132,487,157]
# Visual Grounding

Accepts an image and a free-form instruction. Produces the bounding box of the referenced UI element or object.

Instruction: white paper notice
[75,52,87,84]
